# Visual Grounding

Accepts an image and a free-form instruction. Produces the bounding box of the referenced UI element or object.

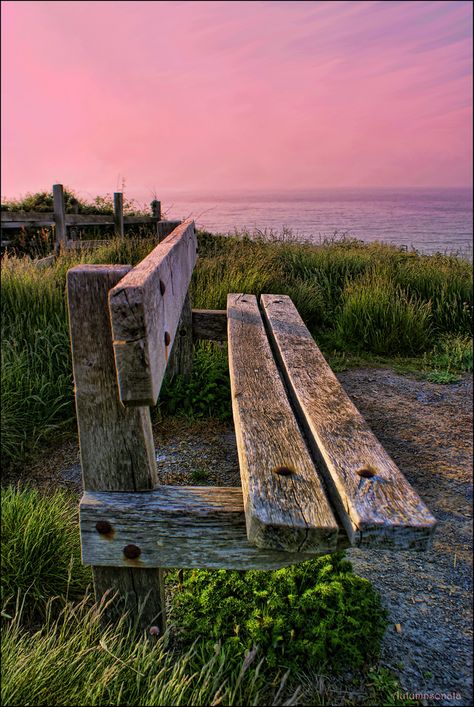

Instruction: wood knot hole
[95,520,113,535]
[272,465,295,477]
[356,466,377,479]
[123,544,141,559]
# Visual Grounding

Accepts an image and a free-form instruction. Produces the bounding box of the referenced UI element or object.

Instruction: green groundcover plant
[169,554,388,674]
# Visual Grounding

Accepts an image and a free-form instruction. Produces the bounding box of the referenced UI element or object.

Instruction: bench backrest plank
[109,220,197,406]
[260,294,437,549]
[227,293,339,553]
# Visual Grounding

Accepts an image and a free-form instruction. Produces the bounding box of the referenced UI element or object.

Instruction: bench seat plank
[260,294,437,550]
[109,220,197,406]
[227,294,339,553]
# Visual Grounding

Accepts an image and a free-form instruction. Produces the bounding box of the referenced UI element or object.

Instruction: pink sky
[1,0,472,201]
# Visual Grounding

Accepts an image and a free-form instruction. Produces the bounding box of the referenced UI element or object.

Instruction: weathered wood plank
[167,291,194,380]
[67,265,158,491]
[227,294,339,553]
[33,254,56,269]
[67,264,164,630]
[157,220,181,242]
[151,200,161,219]
[53,184,67,252]
[80,486,349,570]
[1,211,55,223]
[114,193,124,237]
[0,212,167,226]
[260,294,437,550]
[66,239,111,250]
[109,220,197,406]
[192,309,227,341]
[1,218,55,228]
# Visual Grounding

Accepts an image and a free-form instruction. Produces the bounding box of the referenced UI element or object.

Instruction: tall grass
[2,595,297,707]
[1,232,472,468]
[1,486,91,617]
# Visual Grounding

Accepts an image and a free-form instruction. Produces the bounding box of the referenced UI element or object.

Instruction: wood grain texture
[157,220,181,242]
[81,486,349,570]
[260,294,437,550]
[227,294,338,553]
[109,220,197,406]
[167,291,193,380]
[33,255,56,269]
[53,184,67,252]
[113,193,124,237]
[0,212,165,227]
[192,309,227,341]
[67,264,164,631]
[93,567,166,631]
[66,240,111,250]
[67,265,158,492]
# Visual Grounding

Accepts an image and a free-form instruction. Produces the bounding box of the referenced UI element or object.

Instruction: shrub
[170,553,387,673]
[1,486,91,617]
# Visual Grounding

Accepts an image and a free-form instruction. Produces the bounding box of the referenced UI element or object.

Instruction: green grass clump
[170,554,387,674]
[333,272,434,355]
[1,486,91,618]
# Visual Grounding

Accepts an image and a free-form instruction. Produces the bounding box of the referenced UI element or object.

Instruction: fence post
[151,200,161,220]
[53,184,67,253]
[114,193,124,238]
[67,264,166,633]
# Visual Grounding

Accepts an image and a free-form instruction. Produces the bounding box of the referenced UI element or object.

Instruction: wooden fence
[1,184,180,253]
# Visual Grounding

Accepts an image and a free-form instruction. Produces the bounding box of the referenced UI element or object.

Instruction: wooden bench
[67,220,437,633]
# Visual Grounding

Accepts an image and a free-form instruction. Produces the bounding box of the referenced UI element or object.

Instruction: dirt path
[14,369,473,706]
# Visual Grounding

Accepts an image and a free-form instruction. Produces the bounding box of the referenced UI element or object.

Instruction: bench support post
[168,291,193,381]
[67,264,166,634]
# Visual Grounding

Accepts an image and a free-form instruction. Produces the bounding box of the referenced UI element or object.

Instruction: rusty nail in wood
[164,332,171,346]
[159,280,166,296]
[96,520,112,535]
[123,544,141,559]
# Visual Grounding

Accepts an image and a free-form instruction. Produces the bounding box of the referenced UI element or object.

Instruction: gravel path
[16,369,472,706]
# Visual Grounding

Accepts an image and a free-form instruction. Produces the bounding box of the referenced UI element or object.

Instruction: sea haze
[157,187,473,259]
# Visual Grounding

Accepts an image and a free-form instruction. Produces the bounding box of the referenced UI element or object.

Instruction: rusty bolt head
[96,520,113,535]
[164,331,171,346]
[159,280,166,296]
[123,544,141,559]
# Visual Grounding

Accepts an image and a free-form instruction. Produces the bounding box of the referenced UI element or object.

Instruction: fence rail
[1,184,180,252]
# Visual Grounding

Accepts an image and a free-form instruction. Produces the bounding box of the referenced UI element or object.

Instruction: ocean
[158,187,473,259]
